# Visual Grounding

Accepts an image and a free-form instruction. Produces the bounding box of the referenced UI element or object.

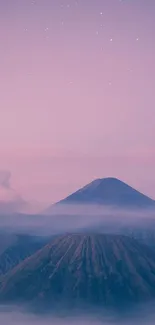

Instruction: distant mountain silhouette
[45,178,155,214]
[1,233,155,308]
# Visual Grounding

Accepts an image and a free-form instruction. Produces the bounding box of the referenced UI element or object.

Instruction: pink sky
[0,0,155,204]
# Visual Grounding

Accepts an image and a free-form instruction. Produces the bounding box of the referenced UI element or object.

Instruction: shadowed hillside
[0,234,49,275]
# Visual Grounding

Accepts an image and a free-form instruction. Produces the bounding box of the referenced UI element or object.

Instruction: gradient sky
[0,0,155,205]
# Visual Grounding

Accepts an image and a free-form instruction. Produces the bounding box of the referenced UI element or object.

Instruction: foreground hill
[45,178,155,214]
[1,233,155,308]
[0,234,49,275]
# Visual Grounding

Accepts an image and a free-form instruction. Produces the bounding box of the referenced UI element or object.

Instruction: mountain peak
[57,177,155,209]
[45,177,155,215]
[82,177,128,189]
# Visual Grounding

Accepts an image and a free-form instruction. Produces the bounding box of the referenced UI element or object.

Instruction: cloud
[1,303,155,325]
[0,170,22,204]
[0,170,47,214]
[0,170,11,189]
[0,203,154,236]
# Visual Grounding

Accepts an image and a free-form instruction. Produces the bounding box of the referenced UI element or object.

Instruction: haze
[0,0,155,205]
[1,304,155,325]
[0,204,154,236]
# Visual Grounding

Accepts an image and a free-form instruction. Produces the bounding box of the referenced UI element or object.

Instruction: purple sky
[0,0,155,205]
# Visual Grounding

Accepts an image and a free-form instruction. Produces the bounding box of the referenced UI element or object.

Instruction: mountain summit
[45,177,155,214]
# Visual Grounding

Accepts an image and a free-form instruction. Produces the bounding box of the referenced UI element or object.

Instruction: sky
[0,0,155,205]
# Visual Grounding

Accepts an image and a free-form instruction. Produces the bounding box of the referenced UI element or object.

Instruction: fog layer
[1,303,155,325]
[0,204,155,235]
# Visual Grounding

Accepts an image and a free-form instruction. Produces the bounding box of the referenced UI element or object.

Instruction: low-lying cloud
[0,203,155,236]
[0,303,155,325]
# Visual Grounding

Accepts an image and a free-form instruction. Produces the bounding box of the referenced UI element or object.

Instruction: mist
[1,303,155,325]
[0,203,155,236]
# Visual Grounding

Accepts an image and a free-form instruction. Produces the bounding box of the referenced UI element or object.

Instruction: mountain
[0,232,17,255]
[1,233,155,308]
[89,219,155,248]
[0,234,49,276]
[118,219,155,247]
[45,178,155,215]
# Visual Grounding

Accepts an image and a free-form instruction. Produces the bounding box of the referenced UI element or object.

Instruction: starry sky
[0,0,155,205]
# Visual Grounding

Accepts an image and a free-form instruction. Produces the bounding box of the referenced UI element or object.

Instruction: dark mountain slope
[0,234,49,275]
[1,233,155,308]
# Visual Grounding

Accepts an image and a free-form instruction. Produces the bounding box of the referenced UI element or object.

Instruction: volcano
[1,233,155,308]
[45,178,155,215]
[59,177,155,207]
